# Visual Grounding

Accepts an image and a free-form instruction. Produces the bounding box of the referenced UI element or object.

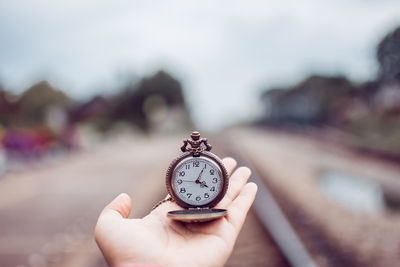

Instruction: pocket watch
[166,131,229,222]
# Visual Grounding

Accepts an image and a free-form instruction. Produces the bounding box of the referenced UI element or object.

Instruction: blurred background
[1,0,400,266]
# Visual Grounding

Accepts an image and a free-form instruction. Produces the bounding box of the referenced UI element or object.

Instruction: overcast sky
[1,0,400,131]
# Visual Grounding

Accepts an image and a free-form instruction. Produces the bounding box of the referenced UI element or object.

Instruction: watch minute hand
[195,166,206,183]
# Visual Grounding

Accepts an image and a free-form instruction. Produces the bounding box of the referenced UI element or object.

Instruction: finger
[99,193,132,220]
[217,167,252,208]
[222,157,237,177]
[226,182,257,233]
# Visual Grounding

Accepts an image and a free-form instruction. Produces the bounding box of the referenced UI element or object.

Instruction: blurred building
[260,75,356,126]
[258,25,400,156]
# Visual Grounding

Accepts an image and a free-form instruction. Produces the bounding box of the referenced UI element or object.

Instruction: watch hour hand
[200,181,209,188]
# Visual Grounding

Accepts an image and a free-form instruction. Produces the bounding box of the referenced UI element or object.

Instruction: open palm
[95,158,257,267]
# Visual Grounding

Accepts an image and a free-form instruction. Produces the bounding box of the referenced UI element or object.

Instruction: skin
[94,157,258,267]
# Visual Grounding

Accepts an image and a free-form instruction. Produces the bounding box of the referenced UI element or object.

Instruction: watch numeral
[195,196,201,201]
[193,161,200,167]
[212,178,218,183]
[180,188,186,193]
[204,164,207,169]
[204,193,209,198]
[187,193,192,198]
[179,171,185,177]
[210,186,215,191]
[177,179,182,184]
[210,169,215,175]
[185,164,190,170]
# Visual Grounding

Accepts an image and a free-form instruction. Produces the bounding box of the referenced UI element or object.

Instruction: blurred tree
[112,70,191,131]
[18,81,72,127]
[0,85,20,127]
[68,95,114,131]
[377,26,400,83]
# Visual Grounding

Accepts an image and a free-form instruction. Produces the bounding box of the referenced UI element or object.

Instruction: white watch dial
[172,157,222,206]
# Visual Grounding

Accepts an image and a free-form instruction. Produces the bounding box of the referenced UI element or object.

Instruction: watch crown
[181,131,212,154]
[191,131,201,140]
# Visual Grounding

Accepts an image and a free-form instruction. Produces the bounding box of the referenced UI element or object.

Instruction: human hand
[94,157,257,267]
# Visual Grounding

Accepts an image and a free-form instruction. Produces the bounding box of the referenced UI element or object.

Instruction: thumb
[100,193,132,220]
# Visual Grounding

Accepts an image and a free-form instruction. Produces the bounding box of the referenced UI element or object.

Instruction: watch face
[172,156,223,207]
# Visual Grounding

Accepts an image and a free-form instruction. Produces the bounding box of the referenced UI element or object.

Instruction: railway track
[227,145,360,267]
[226,145,317,267]
[217,137,318,267]
[220,128,400,267]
